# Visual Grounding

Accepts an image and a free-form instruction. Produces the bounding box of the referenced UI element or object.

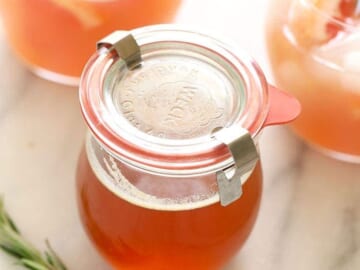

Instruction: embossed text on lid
[104,45,243,140]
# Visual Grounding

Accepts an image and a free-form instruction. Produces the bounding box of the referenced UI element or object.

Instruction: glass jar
[266,0,360,162]
[0,0,181,85]
[76,25,300,270]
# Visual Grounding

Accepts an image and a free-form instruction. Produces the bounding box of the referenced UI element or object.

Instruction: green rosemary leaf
[0,225,43,261]
[0,243,23,258]
[44,251,54,266]
[0,197,68,270]
[45,241,67,270]
[5,212,19,233]
[20,259,51,270]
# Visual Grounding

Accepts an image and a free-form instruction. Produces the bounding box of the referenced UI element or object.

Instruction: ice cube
[313,29,360,65]
[344,51,360,72]
[340,51,360,94]
[51,0,102,28]
[288,0,342,47]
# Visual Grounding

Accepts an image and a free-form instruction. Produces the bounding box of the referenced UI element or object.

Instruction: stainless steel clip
[97,31,142,70]
[214,126,259,206]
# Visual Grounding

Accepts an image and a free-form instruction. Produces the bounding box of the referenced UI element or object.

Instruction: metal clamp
[97,31,142,70]
[214,126,259,206]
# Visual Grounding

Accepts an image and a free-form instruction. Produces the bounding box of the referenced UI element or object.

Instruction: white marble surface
[1,0,360,269]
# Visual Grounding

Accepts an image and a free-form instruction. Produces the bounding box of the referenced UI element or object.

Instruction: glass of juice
[76,25,300,269]
[0,0,181,85]
[266,0,360,162]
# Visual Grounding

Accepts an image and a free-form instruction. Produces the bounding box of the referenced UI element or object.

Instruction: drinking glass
[0,0,181,85]
[266,0,360,162]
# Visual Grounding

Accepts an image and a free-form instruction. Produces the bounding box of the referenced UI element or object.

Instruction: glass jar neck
[85,131,258,210]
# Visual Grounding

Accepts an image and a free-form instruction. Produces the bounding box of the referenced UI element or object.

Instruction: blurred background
[1,1,360,270]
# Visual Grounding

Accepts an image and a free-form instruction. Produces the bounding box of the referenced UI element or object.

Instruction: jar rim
[79,25,269,176]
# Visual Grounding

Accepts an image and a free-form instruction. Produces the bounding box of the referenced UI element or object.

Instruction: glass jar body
[76,134,263,270]
[0,0,181,85]
[266,0,360,161]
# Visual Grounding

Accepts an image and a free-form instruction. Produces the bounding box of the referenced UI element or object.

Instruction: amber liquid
[266,0,360,157]
[0,0,181,78]
[76,149,262,270]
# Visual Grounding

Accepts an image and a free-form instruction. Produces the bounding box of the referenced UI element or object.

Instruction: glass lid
[79,25,269,177]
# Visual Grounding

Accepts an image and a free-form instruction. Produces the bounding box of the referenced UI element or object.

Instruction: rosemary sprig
[0,198,67,270]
